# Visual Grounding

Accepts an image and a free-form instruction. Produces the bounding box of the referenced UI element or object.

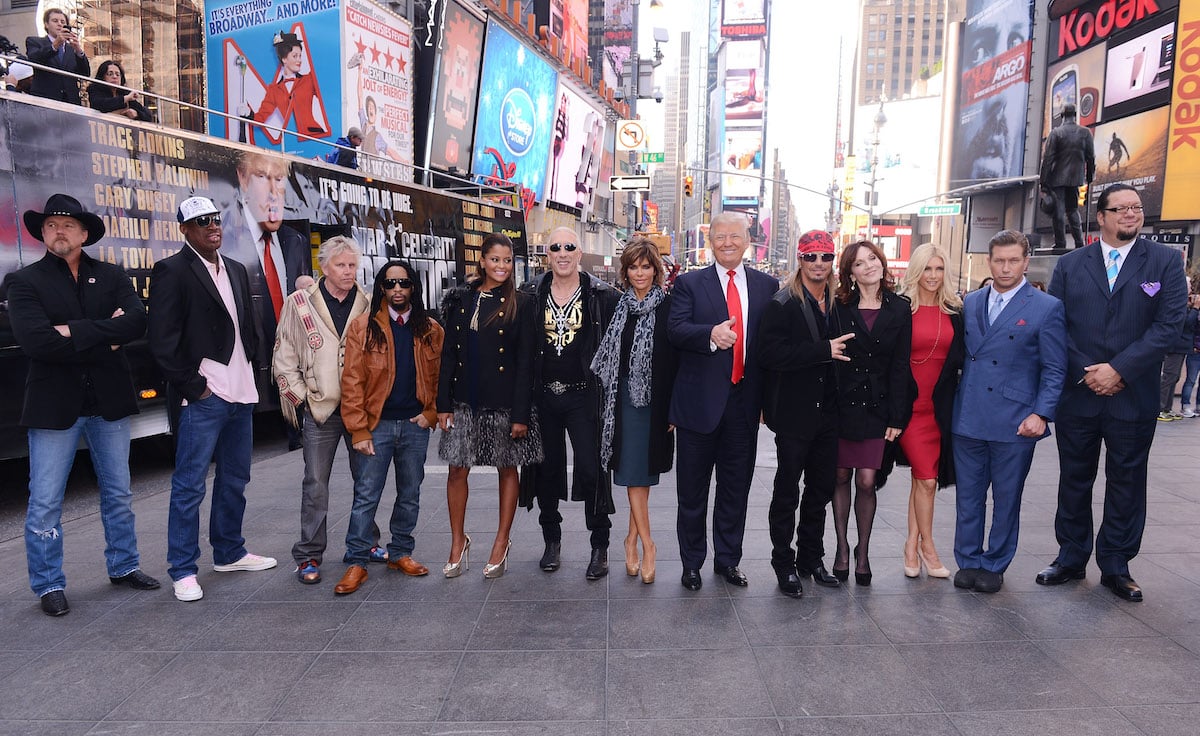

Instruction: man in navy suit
[1039,185,1188,602]
[668,212,778,591]
[951,230,1067,594]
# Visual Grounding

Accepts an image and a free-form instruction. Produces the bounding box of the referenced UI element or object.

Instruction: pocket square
[1142,281,1161,297]
[1016,318,1026,325]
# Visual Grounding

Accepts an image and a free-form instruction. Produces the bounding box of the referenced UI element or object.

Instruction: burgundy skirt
[837,438,886,470]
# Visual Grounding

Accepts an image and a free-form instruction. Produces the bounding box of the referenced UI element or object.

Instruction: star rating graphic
[351,34,408,74]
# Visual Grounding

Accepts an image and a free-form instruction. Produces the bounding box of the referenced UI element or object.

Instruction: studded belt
[544,380,589,395]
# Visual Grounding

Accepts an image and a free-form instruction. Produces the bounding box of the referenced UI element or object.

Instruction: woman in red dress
[896,244,964,579]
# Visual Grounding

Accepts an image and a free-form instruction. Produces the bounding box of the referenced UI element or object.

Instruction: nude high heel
[904,541,921,578]
[443,535,471,578]
[639,541,656,584]
[625,535,640,577]
[918,549,951,579]
[483,540,511,579]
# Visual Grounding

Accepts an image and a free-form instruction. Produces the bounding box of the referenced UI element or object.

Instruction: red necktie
[726,269,744,384]
[261,232,284,321]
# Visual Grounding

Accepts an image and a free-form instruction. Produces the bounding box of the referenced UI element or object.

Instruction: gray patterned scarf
[591,285,665,469]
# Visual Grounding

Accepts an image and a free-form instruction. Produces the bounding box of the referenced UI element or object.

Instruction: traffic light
[1078,183,1087,207]
[683,174,694,197]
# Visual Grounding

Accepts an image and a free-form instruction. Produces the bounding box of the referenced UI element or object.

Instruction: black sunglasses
[382,278,414,289]
[548,243,578,252]
[188,214,221,227]
[800,252,836,262]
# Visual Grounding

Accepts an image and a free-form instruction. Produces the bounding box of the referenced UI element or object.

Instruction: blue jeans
[167,395,254,581]
[26,416,140,596]
[344,419,430,564]
[1180,352,1200,409]
[292,411,376,564]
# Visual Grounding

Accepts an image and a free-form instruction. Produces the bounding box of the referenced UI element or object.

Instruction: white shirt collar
[989,277,1026,302]
[388,305,411,324]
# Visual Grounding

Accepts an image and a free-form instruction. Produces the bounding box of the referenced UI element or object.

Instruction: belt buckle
[547,381,567,395]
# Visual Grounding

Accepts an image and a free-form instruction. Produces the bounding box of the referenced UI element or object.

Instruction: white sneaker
[173,575,203,602]
[1183,407,1196,418]
[213,553,278,572]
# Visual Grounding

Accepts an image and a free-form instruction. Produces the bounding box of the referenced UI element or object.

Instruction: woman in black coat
[437,234,540,579]
[895,244,965,580]
[829,240,912,585]
[591,238,677,584]
[88,61,153,122]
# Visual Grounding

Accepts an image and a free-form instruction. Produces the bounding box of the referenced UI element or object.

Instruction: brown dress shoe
[333,564,369,595]
[387,556,430,576]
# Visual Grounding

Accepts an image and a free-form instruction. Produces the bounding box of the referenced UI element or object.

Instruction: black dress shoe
[973,570,1004,593]
[585,548,608,580]
[1101,573,1143,602]
[681,568,703,591]
[799,565,841,588]
[539,542,561,572]
[953,568,980,589]
[714,564,749,587]
[776,571,804,599]
[40,590,69,617]
[1036,561,1086,586]
[109,569,162,590]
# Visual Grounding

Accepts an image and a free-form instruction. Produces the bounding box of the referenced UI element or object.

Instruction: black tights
[832,467,878,574]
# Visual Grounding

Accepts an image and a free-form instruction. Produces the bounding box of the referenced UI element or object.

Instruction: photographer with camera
[25,7,89,105]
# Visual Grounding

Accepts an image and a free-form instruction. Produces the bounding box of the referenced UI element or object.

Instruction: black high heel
[832,545,850,582]
[854,545,872,586]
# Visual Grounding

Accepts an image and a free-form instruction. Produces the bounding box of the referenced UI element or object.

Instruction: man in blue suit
[668,212,778,591]
[1039,185,1187,602]
[952,230,1067,594]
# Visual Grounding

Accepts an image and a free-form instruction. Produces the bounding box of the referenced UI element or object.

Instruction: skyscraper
[857,0,946,103]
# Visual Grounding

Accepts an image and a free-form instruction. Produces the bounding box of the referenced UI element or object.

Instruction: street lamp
[865,97,887,241]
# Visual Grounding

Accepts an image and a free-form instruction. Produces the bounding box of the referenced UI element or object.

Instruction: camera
[654,90,663,104]
[612,88,625,102]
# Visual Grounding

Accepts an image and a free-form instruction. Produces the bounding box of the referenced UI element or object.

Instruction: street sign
[640,152,665,163]
[616,120,648,151]
[609,175,651,191]
[918,203,962,217]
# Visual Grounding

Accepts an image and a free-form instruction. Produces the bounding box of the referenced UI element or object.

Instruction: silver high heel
[483,540,511,579]
[443,535,471,578]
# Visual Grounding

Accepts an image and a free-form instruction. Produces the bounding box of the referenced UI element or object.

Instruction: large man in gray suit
[1039,184,1187,603]
[1040,103,1095,250]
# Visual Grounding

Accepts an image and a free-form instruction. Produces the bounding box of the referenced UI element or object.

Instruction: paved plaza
[0,417,1197,735]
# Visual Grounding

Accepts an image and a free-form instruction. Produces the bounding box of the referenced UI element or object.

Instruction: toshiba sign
[1050,0,1177,60]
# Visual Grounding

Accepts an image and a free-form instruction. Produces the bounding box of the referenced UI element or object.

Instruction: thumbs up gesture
[711,317,738,350]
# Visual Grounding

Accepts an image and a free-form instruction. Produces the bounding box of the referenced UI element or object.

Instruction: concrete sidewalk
[0,417,1197,735]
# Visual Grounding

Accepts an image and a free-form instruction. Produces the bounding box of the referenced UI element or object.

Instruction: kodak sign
[1052,0,1174,60]
[1164,0,1200,218]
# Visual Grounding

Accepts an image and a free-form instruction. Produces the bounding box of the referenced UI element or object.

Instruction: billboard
[950,0,1033,188]
[1163,0,1200,220]
[344,0,414,175]
[471,21,559,205]
[724,40,764,122]
[428,0,485,172]
[1044,43,1106,131]
[601,0,633,95]
[721,0,767,39]
[205,0,340,158]
[545,83,607,215]
[1103,18,1176,120]
[1090,105,1170,218]
[722,127,763,206]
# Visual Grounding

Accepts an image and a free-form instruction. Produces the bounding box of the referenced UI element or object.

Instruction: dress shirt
[712,263,750,352]
[241,199,290,298]
[1098,239,1135,281]
[988,277,1027,324]
[188,246,259,405]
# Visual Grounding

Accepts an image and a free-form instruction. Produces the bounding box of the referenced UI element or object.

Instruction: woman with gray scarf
[590,239,678,584]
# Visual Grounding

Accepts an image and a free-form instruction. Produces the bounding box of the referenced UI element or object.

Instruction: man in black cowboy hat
[7,193,160,617]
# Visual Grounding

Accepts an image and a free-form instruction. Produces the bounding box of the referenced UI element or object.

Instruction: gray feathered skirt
[438,403,544,468]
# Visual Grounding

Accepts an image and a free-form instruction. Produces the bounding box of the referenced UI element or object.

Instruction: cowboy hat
[23,193,105,246]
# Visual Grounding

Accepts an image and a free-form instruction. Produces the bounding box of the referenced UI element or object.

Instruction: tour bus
[0,92,529,460]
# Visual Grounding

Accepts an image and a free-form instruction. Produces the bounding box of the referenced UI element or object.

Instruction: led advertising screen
[1044,43,1105,131]
[428,0,485,172]
[721,0,767,39]
[205,0,341,158]
[545,83,607,216]
[950,0,1033,188]
[471,21,559,203]
[1103,18,1176,121]
[601,0,633,95]
[722,127,763,206]
[724,40,764,123]
[344,0,414,178]
[1090,105,1170,218]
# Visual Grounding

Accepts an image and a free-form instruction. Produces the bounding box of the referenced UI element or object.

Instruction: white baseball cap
[177,196,219,223]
